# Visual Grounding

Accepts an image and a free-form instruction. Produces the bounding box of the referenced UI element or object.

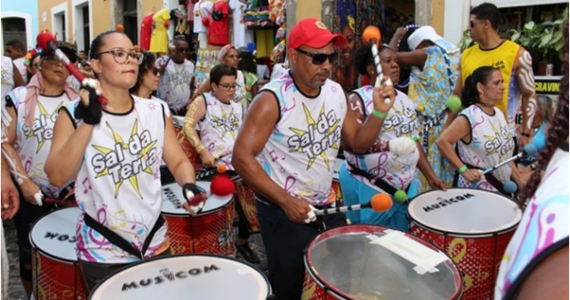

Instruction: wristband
[458,165,467,174]
[521,132,530,137]
[372,109,388,119]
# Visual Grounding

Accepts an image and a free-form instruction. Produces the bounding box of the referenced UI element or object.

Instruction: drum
[302,225,463,300]
[89,254,271,300]
[408,188,522,300]
[162,181,236,256]
[30,207,86,300]
[235,181,260,233]
[172,115,202,173]
[332,158,344,205]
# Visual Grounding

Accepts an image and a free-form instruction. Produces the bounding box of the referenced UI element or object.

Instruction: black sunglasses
[296,48,338,65]
[469,20,485,28]
[152,68,160,75]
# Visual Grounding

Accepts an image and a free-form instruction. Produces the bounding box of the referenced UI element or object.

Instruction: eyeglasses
[218,83,239,91]
[469,20,486,28]
[43,55,64,66]
[94,49,144,65]
[176,47,189,53]
[151,68,160,76]
[295,48,338,65]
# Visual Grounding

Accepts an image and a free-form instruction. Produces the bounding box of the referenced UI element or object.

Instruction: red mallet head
[210,175,235,196]
[36,30,57,51]
[362,26,381,46]
[370,193,392,212]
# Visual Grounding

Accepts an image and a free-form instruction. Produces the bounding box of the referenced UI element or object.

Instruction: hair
[209,64,237,86]
[535,94,554,126]
[129,51,157,95]
[521,20,569,203]
[26,52,41,83]
[89,30,129,60]
[6,40,25,52]
[353,44,391,76]
[238,50,257,74]
[461,66,498,107]
[470,2,502,30]
[218,44,237,63]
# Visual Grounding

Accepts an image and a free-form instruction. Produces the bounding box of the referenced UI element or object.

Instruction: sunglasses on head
[296,48,338,65]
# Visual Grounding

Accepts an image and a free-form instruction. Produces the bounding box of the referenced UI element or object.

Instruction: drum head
[408,188,522,235]
[305,225,462,300]
[161,182,232,215]
[89,254,270,300]
[30,207,81,262]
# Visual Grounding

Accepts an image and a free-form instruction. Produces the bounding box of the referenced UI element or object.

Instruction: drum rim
[89,253,271,299]
[161,182,233,215]
[29,207,81,263]
[408,187,522,236]
[303,224,463,300]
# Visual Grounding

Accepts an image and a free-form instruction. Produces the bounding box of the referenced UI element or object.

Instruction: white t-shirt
[157,59,195,112]
[10,88,73,197]
[229,0,254,49]
[194,0,214,33]
[66,96,170,263]
[258,73,347,206]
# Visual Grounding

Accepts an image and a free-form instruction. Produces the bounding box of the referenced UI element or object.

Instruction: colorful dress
[409,40,460,192]
[495,145,569,299]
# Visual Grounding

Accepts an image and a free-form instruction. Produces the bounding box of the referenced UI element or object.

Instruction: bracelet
[458,165,468,174]
[521,132,530,137]
[372,109,388,119]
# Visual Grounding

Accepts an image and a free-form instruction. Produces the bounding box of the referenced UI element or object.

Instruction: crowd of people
[1,1,567,300]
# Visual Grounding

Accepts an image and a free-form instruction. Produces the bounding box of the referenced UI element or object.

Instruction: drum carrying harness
[83,213,165,260]
[346,161,410,197]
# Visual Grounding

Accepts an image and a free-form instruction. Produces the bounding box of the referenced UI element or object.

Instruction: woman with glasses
[45,30,200,292]
[183,64,261,264]
[4,44,79,298]
[130,51,161,100]
[339,45,445,231]
[194,44,248,114]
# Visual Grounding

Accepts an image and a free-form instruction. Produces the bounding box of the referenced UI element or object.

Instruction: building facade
[1,0,39,52]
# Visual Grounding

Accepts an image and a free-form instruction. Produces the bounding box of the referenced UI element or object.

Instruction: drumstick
[481,144,538,175]
[362,26,392,104]
[313,193,392,216]
[183,165,236,215]
[416,95,462,136]
[36,31,108,106]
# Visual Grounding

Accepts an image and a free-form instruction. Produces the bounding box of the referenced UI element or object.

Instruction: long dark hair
[238,50,257,75]
[461,66,498,107]
[521,20,569,203]
[129,51,156,95]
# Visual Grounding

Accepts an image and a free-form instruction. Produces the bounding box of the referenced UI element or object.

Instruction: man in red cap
[233,18,396,299]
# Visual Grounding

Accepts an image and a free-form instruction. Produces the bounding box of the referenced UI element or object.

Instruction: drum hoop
[29,207,80,263]
[304,224,464,300]
[89,253,271,299]
[161,196,233,216]
[408,187,522,236]
[31,247,78,265]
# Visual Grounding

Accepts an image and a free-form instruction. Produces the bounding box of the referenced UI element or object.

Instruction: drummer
[45,30,201,293]
[183,64,260,264]
[232,18,396,300]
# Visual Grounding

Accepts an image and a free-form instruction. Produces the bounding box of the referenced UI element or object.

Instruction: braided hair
[520,20,569,204]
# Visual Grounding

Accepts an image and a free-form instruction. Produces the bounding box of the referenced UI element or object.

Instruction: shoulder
[7,86,28,107]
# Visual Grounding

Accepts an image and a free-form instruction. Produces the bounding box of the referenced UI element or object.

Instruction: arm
[341,81,396,153]
[183,96,215,168]
[232,91,311,224]
[388,27,428,67]
[193,78,212,99]
[1,154,19,219]
[12,63,24,87]
[515,49,536,147]
[515,245,568,300]
[162,113,196,186]
[345,92,387,153]
[416,141,446,190]
[436,115,482,183]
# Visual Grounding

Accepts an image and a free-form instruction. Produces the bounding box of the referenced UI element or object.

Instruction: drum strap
[463,162,512,196]
[83,213,166,260]
[346,161,409,196]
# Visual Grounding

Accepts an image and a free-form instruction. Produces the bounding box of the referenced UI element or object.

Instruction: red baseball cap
[288,18,347,50]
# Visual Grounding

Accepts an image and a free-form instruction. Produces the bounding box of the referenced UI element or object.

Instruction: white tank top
[259,73,346,205]
[66,96,169,263]
[1,56,14,102]
[199,92,243,169]
[10,87,73,197]
[344,86,421,190]
[457,105,515,190]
